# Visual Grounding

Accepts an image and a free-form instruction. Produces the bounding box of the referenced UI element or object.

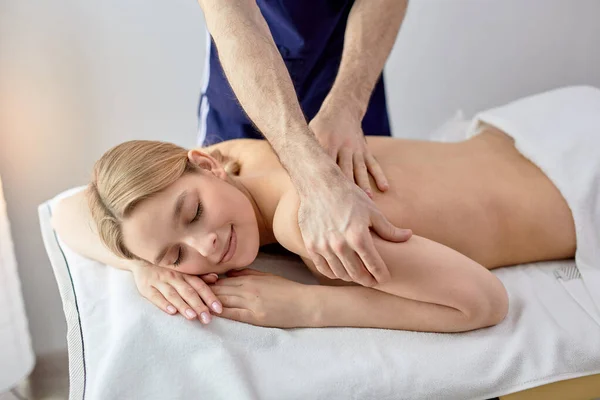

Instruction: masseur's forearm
[304,284,486,333]
[51,191,143,272]
[322,0,408,117]
[198,0,335,192]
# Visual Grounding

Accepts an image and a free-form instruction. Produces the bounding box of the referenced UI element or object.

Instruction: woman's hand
[209,269,314,328]
[130,263,223,324]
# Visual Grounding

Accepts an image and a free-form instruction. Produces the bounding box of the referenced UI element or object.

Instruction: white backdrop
[0,0,599,355]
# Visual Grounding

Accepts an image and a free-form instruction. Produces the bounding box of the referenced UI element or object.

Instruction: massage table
[38,86,600,399]
[39,188,600,400]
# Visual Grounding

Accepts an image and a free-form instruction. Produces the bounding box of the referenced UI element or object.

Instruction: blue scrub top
[197,0,391,145]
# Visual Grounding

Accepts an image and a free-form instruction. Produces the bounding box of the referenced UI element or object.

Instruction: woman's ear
[187,149,227,179]
[187,149,211,169]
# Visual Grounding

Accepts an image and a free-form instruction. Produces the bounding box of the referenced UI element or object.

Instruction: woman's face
[121,151,260,275]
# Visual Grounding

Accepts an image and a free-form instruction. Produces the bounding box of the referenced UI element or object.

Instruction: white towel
[41,201,600,399]
[467,85,600,315]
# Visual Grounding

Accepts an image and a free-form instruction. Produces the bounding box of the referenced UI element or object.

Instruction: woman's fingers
[218,307,255,325]
[155,282,212,324]
[183,274,222,314]
[146,287,177,315]
[212,293,247,309]
[199,273,219,284]
[226,268,267,277]
[153,282,199,320]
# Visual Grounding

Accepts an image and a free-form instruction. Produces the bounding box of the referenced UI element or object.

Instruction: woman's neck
[230,171,292,247]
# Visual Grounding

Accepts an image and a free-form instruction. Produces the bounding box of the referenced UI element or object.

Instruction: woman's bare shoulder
[272,189,307,258]
[200,138,266,155]
[201,139,281,176]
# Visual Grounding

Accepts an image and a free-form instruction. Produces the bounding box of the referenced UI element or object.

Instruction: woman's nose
[183,232,218,258]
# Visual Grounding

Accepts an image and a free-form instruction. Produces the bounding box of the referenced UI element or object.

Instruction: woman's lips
[220,225,237,264]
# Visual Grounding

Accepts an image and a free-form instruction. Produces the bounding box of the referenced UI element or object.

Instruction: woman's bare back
[205,126,576,268]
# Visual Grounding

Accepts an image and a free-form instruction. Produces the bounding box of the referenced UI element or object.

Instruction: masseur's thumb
[372,212,412,243]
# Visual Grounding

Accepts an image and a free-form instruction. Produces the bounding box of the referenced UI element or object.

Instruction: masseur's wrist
[322,78,370,121]
[273,126,342,196]
[291,154,345,198]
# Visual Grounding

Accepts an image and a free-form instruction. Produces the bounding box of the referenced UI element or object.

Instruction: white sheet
[467,85,600,314]
[40,193,600,400]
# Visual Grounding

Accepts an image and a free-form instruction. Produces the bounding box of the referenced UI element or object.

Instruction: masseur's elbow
[461,279,509,330]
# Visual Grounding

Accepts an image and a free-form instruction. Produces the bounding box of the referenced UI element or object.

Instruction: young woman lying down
[52,91,585,334]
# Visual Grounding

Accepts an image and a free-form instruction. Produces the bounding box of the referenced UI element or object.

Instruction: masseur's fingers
[365,152,389,193]
[321,248,351,281]
[306,249,336,280]
[348,231,390,284]
[358,210,412,283]
[183,274,222,314]
[338,246,377,287]
[353,153,372,197]
[337,148,354,182]
[146,287,177,315]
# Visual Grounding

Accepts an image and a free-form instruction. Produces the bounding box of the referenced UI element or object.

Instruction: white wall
[0,0,206,355]
[386,0,600,137]
[0,0,599,355]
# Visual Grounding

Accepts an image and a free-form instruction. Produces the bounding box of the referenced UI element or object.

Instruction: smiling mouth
[219,225,236,264]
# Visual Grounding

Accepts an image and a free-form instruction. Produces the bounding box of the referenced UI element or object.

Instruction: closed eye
[173,247,184,268]
[190,202,203,223]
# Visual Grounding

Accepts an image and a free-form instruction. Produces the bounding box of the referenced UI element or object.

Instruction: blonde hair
[88,140,240,260]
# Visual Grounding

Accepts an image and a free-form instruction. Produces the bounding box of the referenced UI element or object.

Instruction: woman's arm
[273,190,509,332]
[52,190,142,271]
[51,191,222,322]
[300,236,508,332]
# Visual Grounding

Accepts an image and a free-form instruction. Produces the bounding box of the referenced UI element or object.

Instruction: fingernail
[212,301,222,313]
[200,312,211,324]
[366,190,373,198]
[166,305,176,314]
[209,273,218,280]
[185,309,197,319]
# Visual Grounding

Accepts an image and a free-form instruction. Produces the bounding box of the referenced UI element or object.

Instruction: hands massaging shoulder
[52,125,576,332]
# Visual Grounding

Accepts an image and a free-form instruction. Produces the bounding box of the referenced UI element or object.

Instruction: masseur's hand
[130,263,223,324]
[310,106,389,198]
[297,163,412,287]
[209,269,313,328]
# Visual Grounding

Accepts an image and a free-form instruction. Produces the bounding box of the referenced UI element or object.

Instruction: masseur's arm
[198,0,411,287]
[51,191,222,324]
[311,0,408,195]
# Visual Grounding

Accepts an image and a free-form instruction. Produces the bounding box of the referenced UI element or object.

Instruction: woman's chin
[224,243,259,272]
